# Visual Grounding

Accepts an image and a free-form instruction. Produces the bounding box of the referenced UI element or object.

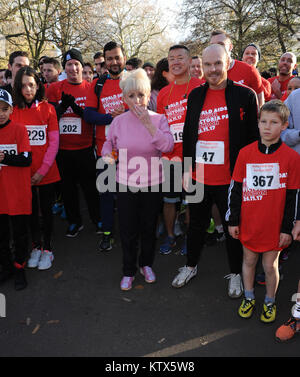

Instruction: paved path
[0,211,300,358]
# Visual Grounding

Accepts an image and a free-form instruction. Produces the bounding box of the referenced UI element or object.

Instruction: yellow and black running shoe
[238,298,255,319]
[260,303,276,323]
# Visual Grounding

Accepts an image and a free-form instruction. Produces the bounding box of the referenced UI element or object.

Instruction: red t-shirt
[192,88,231,185]
[157,77,202,160]
[232,141,300,252]
[268,75,294,100]
[0,121,32,215]
[228,60,262,94]
[85,78,128,156]
[11,101,60,185]
[46,79,93,150]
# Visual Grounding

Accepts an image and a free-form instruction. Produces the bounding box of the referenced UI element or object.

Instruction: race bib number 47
[246,163,280,190]
[196,140,224,164]
[59,117,82,135]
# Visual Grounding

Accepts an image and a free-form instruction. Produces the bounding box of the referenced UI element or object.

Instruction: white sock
[293,302,300,319]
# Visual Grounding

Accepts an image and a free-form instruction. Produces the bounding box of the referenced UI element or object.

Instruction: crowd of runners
[0,28,300,343]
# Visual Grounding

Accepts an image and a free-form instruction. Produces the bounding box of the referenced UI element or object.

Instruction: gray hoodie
[281,88,300,154]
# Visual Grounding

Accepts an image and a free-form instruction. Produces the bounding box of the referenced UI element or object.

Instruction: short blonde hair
[119,68,151,95]
[259,99,290,124]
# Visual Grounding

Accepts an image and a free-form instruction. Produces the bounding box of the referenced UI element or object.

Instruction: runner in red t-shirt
[47,48,101,237]
[157,44,202,255]
[0,89,32,290]
[84,41,128,252]
[267,52,297,100]
[210,31,264,107]
[242,43,272,102]
[12,66,62,271]
[228,100,300,322]
[171,44,258,299]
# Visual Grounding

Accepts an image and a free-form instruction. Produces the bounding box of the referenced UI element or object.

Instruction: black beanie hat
[62,48,84,69]
[242,43,261,61]
[142,62,155,69]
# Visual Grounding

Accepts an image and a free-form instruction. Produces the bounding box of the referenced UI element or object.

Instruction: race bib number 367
[246,163,280,190]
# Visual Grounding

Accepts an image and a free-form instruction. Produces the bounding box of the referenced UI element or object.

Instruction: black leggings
[187,184,243,274]
[30,184,55,250]
[117,187,162,276]
[0,215,29,267]
[56,147,100,225]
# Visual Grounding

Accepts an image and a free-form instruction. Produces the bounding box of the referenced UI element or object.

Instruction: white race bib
[26,125,47,146]
[59,117,82,135]
[170,123,184,143]
[246,163,280,190]
[0,144,18,166]
[196,140,224,164]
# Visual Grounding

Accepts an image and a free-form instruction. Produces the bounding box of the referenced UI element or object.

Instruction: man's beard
[108,65,123,76]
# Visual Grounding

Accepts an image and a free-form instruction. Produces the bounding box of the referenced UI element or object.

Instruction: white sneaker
[172,265,197,288]
[224,273,243,298]
[27,248,42,268]
[38,251,54,270]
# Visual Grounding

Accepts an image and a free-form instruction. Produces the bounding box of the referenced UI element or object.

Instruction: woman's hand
[31,172,44,185]
[132,105,156,136]
[102,154,115,165]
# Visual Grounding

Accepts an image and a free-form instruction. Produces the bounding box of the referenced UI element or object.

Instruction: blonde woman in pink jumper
[101,68,174,290]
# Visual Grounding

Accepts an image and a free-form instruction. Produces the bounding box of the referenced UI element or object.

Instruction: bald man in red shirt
[268,52,297,100]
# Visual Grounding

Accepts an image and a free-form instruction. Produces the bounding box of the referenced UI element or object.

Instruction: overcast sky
[156,0,188,42]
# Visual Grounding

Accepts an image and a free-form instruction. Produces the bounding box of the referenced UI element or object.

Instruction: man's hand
[292,221,300,241]
[228,225,240,239]
[111,104,125,118]
[278,232,292,248]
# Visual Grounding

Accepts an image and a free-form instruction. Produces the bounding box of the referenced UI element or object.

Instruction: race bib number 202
[59,117,82,135]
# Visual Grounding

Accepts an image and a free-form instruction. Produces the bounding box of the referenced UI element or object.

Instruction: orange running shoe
[275,317,300,342]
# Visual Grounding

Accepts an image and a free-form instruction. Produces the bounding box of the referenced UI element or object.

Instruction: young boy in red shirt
[0,89,32,290]
[227,100,300,323]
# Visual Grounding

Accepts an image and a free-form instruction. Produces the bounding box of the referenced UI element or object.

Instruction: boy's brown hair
[259,99,290,124]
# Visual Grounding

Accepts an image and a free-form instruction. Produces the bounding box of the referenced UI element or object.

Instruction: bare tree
[88,0,168,59]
